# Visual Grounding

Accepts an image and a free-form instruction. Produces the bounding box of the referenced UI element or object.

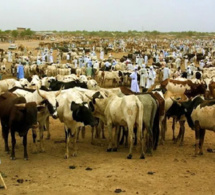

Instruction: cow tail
[135,97,143,144]
[153,105,160,150]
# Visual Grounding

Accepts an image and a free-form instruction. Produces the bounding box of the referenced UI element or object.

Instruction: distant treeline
[0,29,215,38]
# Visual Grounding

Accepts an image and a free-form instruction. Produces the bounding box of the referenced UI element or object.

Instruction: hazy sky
[1,0,214,32]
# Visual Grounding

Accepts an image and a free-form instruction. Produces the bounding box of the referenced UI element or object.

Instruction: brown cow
[0,92,38,160]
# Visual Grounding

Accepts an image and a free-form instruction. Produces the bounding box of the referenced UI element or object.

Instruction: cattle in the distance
[0,92,38,160]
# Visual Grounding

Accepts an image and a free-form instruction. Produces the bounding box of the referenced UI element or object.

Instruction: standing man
[130,67,140,93]
[186,66,192,80]
[146,66,156,88]
[144,54,148,65]
[140,64,148,89]
[100,50,104,61]
[163,64,171,81]
[17,62,24,80]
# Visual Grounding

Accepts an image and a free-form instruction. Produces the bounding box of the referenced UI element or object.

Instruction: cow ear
[89,101,94,112]
[37,105,46,112]
[70,101,79,111]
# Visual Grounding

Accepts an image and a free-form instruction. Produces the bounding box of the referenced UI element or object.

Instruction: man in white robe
[130,68,140,93]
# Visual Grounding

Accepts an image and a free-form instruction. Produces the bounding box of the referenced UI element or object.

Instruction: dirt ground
[0,40,215,195]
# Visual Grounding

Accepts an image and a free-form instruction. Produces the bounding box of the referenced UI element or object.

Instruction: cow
[0,92,38,160]
[9,87,61,152]
[191,100,215,155]
[165,96,204,146]
[88,91,144,159]
[56,89,97,158]
[119,86,160,153]
[49,79,88,91]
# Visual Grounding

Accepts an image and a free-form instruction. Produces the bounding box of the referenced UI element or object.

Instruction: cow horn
[37,87,46,99]
[55,86,63,97]
[85,94,92,100]
[15,103,26,108]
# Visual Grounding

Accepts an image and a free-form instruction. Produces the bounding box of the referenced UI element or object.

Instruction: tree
[11,30,19,38]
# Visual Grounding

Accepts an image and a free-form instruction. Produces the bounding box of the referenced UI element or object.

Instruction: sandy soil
[0,40,215,195]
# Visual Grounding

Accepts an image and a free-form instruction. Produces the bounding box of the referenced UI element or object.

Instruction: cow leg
[45,117,51,140]
[64,127,71,159]
[113,126,119,152]
[39,125,45,152]
[91,126,95,144]
[10,131,16,160]
[72,128,78,157]
[32,127,38,154]
[139,126,145,159]
[119,126,124,145]
[23,135,28,160]
[134,127,137,146]
[127,125,134,159]
[1,121,9,153]
[179,120,185,146]
[199,129,206,155]
[106,124,113,152]
[101,122,106,139]
[124,128,128,147]
[160,116,166,144]
[76,127,80,141]
[194,121,200,155]
[172,117,176,140]
[81,126,85,139]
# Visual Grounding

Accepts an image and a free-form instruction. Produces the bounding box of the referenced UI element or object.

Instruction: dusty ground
[0,40,215,195]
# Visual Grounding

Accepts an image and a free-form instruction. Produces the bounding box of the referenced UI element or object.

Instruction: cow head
[166,99,186,120]
[71,101,97,126]
[37,87,61,119]
[30,75,41,88]
[19,78,29,87]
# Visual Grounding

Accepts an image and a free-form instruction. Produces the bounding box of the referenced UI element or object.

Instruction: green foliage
[11,30,19,38]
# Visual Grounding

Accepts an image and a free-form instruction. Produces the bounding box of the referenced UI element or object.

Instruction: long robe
[163,67,170,81]
[130,71,140,93]
[17,64,24,79]
[140,68,148,87]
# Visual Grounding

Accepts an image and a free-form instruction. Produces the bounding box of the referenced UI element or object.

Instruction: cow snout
[32,123,39,128]
[90,119,98,127]
[52,112,58,119]
[31,83,36,86]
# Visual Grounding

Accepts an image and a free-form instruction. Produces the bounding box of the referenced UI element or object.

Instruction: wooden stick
[0,173,7,190]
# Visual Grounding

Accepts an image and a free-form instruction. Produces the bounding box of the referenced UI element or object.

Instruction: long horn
[37,87,46,99]
[85,94,93,100]
[15,103,26,108]
[55,86,63,97]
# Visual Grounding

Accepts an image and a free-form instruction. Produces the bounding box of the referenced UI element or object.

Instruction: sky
[1,0,215,32]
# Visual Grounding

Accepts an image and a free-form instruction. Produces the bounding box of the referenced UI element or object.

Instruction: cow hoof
[140,154,145,159]
[64,154,69,159]
[24,157,28,161]
[72,152,77,157]
[112,148,118,152]
[46,136,51,140]
[106,148,112,152]
[10,156,16,160]
[199,152,203,155]
[39,149,45,153]
[127,154,132,159]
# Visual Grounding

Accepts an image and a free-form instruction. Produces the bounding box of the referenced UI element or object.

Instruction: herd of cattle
[1,68,215,160]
